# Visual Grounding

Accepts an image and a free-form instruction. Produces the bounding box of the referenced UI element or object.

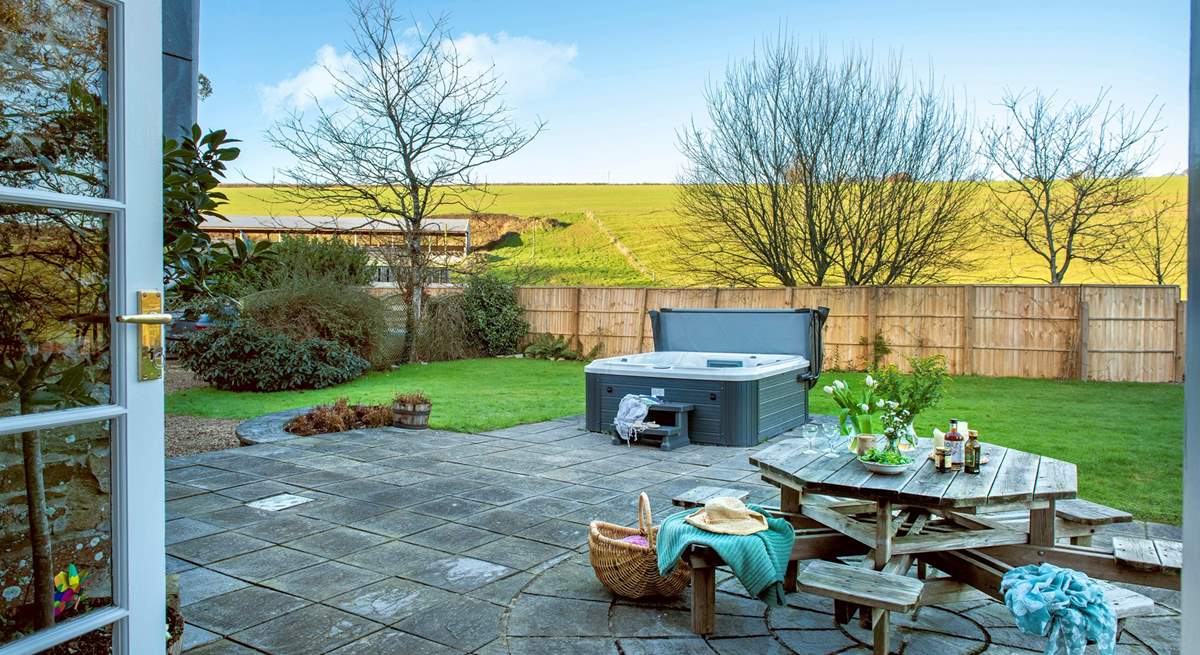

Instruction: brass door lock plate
[116,290,171,381]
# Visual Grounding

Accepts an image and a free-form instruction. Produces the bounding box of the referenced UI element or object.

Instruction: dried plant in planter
[393,392,431,406]
[393,392,433,430]
[286,397,393,436]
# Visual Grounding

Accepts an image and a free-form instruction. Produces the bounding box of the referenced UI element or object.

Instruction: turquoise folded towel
[1000,563,1116,655]
[656,505,795,606]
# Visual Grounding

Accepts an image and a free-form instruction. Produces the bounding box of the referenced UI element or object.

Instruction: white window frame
[0,1,165,653]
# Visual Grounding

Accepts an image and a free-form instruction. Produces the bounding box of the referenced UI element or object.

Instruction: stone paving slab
[174,413,1179,654]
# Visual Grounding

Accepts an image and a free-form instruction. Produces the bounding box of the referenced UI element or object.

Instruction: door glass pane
[0,0,110,197]
[0,420,113,646]
[0,205,111,416]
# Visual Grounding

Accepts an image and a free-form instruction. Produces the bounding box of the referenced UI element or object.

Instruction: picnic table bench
[667,436,1180,654]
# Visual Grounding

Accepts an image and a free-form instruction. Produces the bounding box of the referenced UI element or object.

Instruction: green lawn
[168,358,588,434]
[167,359,1183,524]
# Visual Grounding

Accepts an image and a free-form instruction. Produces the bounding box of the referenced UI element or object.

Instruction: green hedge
[177,319,369,391]
[462,274,528,355]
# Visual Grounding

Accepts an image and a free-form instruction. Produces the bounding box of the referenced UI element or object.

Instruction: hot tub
[584,307,829,447]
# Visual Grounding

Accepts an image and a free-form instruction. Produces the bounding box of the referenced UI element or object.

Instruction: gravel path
[165,363,242,457]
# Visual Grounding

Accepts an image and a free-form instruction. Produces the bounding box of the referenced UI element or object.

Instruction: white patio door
[0,1,165,654]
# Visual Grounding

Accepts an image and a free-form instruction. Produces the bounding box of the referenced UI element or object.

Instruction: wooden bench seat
[1053,499,1133,546]
[1113,536,1182,575]
[1056,499,1134,526]
[797,560,924,613]
[1101,581,1157,619]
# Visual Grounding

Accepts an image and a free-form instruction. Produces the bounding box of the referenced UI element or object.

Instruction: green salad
[859,449,913,465]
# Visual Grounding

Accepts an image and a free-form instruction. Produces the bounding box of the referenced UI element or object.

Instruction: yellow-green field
[220,176,1188,292]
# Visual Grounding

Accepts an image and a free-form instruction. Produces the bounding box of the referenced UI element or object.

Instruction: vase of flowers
[857,403,917,474]
[822,376,887,456]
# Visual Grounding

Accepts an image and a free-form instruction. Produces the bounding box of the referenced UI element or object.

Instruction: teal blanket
[1000,564,1116,655]
[656,505,795,606]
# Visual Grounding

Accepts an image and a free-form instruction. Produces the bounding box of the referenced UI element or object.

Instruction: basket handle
[637,492,652,536]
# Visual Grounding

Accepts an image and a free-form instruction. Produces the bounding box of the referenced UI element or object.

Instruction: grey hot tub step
[611,401,695,451]
[611,425,691,451]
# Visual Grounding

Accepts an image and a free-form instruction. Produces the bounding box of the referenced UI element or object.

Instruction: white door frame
[0,1,165,653]
[1184,3,1199,653]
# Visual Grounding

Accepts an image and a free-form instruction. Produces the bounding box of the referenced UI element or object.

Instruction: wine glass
[820,423,844,458]
[799,423,821,454]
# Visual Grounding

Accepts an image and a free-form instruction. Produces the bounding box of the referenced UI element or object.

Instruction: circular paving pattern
[495,555,1178,654]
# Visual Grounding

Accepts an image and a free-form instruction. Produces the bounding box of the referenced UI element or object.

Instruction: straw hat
[685,497,769,536]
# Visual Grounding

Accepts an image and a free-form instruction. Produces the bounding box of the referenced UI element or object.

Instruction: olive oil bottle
[964,430,982,474]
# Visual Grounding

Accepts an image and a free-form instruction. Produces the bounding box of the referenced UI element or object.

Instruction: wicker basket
[588,493,690,599]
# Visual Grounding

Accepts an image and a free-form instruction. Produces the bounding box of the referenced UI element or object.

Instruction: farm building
[199,214,472,286]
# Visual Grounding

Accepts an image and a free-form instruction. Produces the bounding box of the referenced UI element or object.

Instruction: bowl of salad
[857,448,914,475]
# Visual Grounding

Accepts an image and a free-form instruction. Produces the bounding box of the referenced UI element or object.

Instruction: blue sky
[199,1,1188,183]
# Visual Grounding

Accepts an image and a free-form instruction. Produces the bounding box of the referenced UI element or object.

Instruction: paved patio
[166,416,1181,655]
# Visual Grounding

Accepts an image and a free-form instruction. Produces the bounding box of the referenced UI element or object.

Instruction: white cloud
[258,44,354,117]
[452,32,578,98]
[257,32,575,119]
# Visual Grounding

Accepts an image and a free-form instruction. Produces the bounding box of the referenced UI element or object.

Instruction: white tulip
[823,385,834,394]
[865,375,876,387]
[859,403,869,412]
[834,380,846,390]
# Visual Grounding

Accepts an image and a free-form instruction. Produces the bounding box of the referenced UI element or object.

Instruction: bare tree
[979,90,1164,284]
[1110,198,1186,285]
[266,1,541,361]
[672,42,982,287]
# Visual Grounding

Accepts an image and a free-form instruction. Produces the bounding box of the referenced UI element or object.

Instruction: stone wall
[0,426,113,630]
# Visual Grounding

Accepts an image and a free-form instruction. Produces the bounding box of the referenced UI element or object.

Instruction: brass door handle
[116,313,174,325]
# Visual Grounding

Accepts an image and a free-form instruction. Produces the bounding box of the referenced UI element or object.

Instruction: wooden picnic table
[748,437,1180,655]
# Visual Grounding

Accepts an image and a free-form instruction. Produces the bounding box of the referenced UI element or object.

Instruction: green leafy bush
[462,273,528,355]
[177,320,368,391]
[248,235,373,291]
[241,279,389,366]
[523,334,582,360]
[163,125,275,309]
[871,354,948,420]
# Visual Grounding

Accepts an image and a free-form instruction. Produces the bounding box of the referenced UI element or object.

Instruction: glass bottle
[945,419,964,469]
[964,430,981,474]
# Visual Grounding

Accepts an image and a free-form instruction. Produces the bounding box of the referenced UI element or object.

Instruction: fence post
[1078,300,1090,381]
[637,288,649,353]
[962,286,975,376]
[1176,299,1187,383]
[865,286,878,370]
[571,287,582,349]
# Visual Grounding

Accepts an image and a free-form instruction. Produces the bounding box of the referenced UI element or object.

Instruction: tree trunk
[20,428,55,629]
[405,275,422,364]
[404,231,426,363]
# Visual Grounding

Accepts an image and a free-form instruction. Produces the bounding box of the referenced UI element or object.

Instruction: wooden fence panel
[791,287,871,371]
[970,285,1080,379]
[874,286,965,373]
[405,283,1182,383]
[517,287,580,342]
[578,287,643,356]
[1082,286,1179,382]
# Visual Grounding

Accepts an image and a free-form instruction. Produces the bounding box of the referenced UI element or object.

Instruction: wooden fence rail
[508,284,1185,384]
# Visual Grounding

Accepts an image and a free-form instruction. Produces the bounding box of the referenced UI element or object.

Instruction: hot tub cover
[649,307,828,385]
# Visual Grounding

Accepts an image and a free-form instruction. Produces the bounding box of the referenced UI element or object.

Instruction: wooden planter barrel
[393,401,432,429]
